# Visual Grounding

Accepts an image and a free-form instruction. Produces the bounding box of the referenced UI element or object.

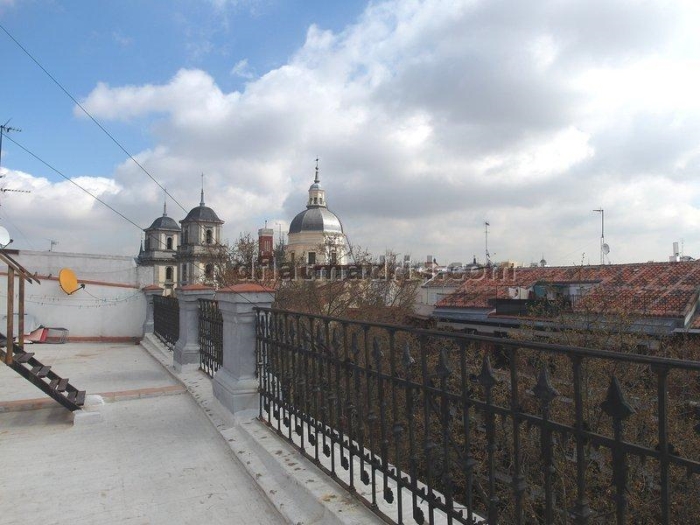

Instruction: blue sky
[1,0,366,177]
[2,0,700,265]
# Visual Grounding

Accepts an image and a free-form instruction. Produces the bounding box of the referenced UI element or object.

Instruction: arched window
[206,229,213,244]
[205,264,213,278]
[181,264,187,283]
[165,267,173,281]
[166,237,173,250]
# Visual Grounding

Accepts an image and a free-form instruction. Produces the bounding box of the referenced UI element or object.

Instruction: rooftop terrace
[0,341,381,525]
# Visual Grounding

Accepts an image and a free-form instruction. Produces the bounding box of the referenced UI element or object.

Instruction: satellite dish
[0,226,11,248]
[603,243,610,254]
[58,268,83,295]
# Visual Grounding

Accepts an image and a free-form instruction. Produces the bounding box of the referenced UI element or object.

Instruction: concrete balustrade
[212,283,274,414]
[141,285,164,336]
[172,285,215,371]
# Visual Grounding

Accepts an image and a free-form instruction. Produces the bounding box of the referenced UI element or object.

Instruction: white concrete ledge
[225,413,381,525]
[140,335,384,525]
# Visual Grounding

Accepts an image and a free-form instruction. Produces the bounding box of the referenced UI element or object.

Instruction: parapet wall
[0,250,151,340]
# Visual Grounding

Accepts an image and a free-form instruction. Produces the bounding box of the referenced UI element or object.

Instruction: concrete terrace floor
[0,342,286,525]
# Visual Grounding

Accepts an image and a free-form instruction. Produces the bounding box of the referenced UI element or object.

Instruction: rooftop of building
[436,260,700,322]
[0,339,382,525]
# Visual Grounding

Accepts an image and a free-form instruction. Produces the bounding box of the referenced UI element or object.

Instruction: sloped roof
[182,204,223,224]
[147,215,180,231]
[436,261,700,319]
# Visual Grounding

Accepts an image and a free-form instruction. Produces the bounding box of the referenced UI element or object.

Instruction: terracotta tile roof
[423,276,467,288]
[219,283,276,293]
[436,261,700,318]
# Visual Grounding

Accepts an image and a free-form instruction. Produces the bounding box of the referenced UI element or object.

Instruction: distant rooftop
[436,261,700,321]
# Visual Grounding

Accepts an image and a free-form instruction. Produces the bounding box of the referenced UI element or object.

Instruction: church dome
[289,207,344,234]
[288,162,344,235]
[148,215,180,231]
[181,189,223,224]
[182,205,222,223]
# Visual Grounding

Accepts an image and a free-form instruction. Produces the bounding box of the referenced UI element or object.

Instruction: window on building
[206,229,213,244]
[330,251,337,265]
[166,237,173,250]
[308,252,316,265]
[313,197,318,204]
[205,264,213,278]
[182,229,188,244]
[181,264,187,283]
[290,252,295,263]
[165,267,173,281]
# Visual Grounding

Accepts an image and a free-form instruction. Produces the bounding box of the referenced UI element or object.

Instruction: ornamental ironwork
[255,307,700,525]
[153,295,179,349]
[199,298,223,377]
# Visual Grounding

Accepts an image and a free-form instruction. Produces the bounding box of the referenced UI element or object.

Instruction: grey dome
[148,215,180,231]
[182,205,223,224]
[289,207,343,234]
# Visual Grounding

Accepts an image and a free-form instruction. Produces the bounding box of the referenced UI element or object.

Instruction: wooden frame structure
[0,249,39,365]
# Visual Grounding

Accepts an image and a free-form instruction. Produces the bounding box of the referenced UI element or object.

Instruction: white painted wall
[0,250,151,339]
[286,231,350,265]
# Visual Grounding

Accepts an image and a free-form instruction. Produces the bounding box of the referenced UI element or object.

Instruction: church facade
[286,165,350,266]
[138,189,225,290]
[138,164,350,289]
[137,202,180,293]
[177,189,225,286]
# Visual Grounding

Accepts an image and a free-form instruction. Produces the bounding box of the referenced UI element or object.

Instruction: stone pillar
[141,285,164,336]
[213,283,275,415]
[173,284,215,372]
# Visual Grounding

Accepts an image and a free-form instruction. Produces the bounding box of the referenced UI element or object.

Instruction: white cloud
[8,0,700,265]
[112,31,133,48]
[231,59,255,79]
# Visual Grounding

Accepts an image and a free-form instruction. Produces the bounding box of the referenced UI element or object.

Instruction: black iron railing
[255,307,700,525]
[153,295,179,349]
[199,299,223,377]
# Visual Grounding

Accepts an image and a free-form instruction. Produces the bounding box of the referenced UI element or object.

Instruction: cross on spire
[314,158,320,184]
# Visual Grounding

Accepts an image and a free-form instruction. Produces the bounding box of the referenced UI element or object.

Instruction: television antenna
[0,120,30,201]
[593,208,607,265]
[484,220,491,264]
[0,119,21,171]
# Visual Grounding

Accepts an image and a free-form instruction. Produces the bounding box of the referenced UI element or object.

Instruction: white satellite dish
[0,226,11,248]
[603,243,610,254]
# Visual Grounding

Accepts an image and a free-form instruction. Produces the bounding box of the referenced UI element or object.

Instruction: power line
[0,21,188,214]
[4,134,145,232]
[0,24,251,275]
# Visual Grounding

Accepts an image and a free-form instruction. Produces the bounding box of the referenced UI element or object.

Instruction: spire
[163,190,167,217]
[200,173,205,206]
[307,159,327,208]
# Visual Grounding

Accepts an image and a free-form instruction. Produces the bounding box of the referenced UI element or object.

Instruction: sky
[1,0,700,267]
